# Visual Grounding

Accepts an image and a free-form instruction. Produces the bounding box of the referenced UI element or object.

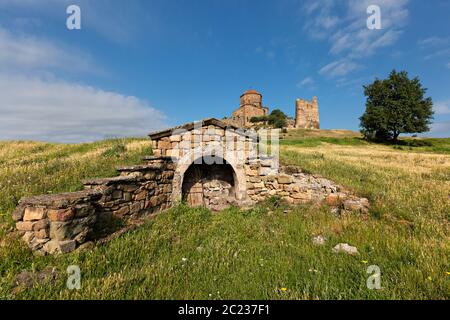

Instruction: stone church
[226,89,320,129]
[229,89,269,127]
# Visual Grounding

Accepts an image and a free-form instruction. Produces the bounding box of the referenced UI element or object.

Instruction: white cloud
[297,77,314,87]
[0,27,98,74]
[0,0,145,44]
[303,0,409,78]
[418,36,450,61]
[424,48,450,61]
[302,0,339,40]
[0,76,168,143]
[428,121,450,138]
[418,36,450,48]
[434,100,450,115]
[332,0,408,58]
[319,59,360,78]
[331,29,402,57]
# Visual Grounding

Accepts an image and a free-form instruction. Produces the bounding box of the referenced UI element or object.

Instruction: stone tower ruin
[295,96,320,129]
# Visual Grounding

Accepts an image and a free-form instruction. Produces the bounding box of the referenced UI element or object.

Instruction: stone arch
[171,144,247,204]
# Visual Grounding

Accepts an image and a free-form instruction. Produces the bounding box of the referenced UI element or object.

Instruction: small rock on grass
[332,243,358,255]
[312,235,326,246]
[11,266,58,294]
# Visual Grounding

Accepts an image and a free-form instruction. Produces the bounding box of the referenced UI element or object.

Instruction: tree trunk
[393,131,400,143]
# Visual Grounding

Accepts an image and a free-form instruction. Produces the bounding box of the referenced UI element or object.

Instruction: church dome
[240,89,262,107]
[241,89,261,97]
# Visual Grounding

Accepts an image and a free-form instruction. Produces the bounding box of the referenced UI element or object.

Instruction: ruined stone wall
[244,159,368,214]
[295,97,320,129]
[12,157,175,255]
[12,120,370,256]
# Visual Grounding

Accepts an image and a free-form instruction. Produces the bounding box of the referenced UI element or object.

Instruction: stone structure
[12,118,367,255]
[295,96,320,129]
[12,157,175,255]
[230,89,269,127]
[225,89,320,130]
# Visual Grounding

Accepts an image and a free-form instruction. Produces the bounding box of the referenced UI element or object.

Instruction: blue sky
[0,0,449,142]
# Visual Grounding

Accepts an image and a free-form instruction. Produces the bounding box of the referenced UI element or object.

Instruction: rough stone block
[74,204,93,218]
[259,167,274,176]
[254,182,265,189]
[50,216,96,241]
[16,221,36,232]
[112,190,123,200]
[129,202,141,215]
[135,191,147,201]
[35,228,50,239]
[158,140,171,149]
[277,175,293,184]
[43,240,76,255]
[148,196,159,207]
[123,192,132,202]
[116,206,130,217]
[23,207,46,221]
[22,231,34,243]
[32,219,49,231]
[48,208,75,221]
[169,135,181,142]
[12,206,25,221]
[325,193,340,206]
[122,184,139,193]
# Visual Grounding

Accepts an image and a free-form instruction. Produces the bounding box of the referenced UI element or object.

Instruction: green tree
[360,70,434,142]
[250,116,269,123]
[268,109,287,128]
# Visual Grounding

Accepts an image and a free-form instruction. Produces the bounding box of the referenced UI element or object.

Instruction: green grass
[0,136,449,300]
[0,138,152,228]
[280,137,367,147]
[281,129,450,154]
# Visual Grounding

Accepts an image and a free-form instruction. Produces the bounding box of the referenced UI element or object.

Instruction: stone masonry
[12,157,175,255]
[12,118,367,255]
[295,96,320,129]
[227,89,269,127]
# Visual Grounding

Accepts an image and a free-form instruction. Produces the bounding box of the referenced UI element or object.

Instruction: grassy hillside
[281,129,450,154]
[0,134,449,299]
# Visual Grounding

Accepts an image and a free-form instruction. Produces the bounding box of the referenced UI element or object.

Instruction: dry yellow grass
[284,144,450,176]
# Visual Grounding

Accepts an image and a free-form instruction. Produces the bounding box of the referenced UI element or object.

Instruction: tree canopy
[250,109,288,128]
[360,70,434,142]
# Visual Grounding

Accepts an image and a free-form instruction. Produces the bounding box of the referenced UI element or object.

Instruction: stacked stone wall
[12,157,175,255]
[12,120,369,255]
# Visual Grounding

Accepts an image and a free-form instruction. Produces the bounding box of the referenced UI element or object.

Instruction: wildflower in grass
[182,257,187,262]
[445,272,450,276]
[281,287,287,292]
[361,260,369,264]
[427,276,432,281]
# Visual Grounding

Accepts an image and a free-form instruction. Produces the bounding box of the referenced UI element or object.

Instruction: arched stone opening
[171,145,248,206]
[182,157,237,211]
